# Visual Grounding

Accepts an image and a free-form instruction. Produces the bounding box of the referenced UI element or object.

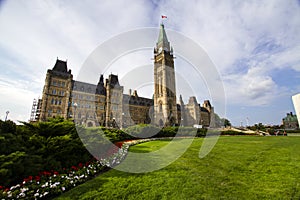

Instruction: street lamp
[121,113,125,129]
[5,111,9,121]
[112,117,116,128]
[73,103,78,124]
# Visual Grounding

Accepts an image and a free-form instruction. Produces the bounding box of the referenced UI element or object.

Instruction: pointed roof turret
[157,23,170,51]
[53,59,68,73]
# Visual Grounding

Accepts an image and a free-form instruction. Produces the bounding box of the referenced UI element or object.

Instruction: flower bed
[0,138,163,199]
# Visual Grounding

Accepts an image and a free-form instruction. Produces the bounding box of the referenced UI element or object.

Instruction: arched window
[168,102,173,110]
[48,109,52,117]
[159,119,164,127]
[158,101,162,112]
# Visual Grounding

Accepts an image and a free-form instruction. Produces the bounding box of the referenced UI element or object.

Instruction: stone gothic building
[32,24,215,128]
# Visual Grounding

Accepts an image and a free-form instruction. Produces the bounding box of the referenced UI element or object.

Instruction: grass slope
[56,137,300,199]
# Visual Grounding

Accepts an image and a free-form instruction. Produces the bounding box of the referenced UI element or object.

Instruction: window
[51,98,55,104]
[61,82,65,87]
[169,102,173,110]
[159,101,162,112]
[48,110,52,117]
[52,89,56,95]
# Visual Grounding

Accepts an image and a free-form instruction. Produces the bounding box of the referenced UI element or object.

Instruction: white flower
[62,187,65,191]
[43,192,49,196]
[21,192,26,197]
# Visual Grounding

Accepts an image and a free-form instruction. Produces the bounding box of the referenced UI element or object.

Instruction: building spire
[157,23,170,51]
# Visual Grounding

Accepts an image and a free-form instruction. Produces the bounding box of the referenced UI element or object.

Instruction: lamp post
[5,111,9,121]
[73,103,78,125]
[121,113,125,129]
[112,117,116,128]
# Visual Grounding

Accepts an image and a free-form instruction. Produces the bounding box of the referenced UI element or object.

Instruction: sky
[0,0,299,126]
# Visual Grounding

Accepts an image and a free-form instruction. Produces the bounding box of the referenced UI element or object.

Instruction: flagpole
[161,15,167,25]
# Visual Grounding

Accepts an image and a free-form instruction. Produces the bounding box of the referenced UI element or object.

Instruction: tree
[223,119,231,127]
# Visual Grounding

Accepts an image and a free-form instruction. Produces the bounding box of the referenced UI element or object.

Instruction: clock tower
[153,23,178,126]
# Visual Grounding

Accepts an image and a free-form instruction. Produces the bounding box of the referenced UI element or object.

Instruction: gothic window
[52,89,57,95]
[159,119,164,126]
[169,102,173,110]
[48,109,52,117]
[51,98,55,104]
[61,82,65,87]
[159,101,162,112]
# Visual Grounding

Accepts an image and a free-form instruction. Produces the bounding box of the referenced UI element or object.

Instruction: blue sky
[0,0,299,126]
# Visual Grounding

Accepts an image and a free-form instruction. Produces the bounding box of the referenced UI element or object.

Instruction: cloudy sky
[0,0,299,126]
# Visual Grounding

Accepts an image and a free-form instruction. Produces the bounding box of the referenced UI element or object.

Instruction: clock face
[158,47,162,53]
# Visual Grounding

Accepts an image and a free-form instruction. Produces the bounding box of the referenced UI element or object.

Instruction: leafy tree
[223,119,231,127]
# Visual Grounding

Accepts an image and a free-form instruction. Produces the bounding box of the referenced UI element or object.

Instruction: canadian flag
[161,15,167,18]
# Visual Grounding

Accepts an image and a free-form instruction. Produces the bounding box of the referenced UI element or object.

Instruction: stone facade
[153,23,178,127]
[282,112,299,129]
[33,24,216,128]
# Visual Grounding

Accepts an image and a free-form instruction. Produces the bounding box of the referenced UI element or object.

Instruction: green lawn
[56,136,300,199]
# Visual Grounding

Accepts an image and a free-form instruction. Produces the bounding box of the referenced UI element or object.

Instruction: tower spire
[157,23,170,51]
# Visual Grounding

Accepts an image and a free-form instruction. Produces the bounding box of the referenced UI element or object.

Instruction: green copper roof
[157,23,169,49]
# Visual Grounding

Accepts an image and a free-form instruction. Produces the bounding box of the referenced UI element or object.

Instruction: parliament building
[31,24,216,128]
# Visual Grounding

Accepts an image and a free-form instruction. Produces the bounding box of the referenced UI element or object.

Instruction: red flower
[0,186,3,190]
[53,171,59,175]
[115,142,123,148]
[78,163,83,168]
[71,166,78,171]
[35,176,41,181]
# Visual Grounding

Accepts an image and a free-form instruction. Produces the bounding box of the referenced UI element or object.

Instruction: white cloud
[223,66,277,106]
